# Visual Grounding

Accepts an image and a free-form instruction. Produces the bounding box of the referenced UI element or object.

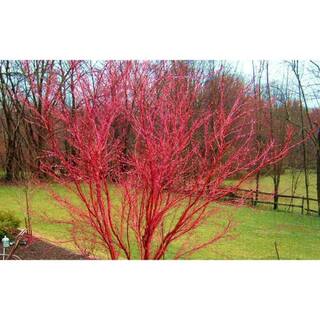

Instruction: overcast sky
[230,60,320,108]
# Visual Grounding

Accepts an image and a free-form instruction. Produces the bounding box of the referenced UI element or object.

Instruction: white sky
[230,60,320,108]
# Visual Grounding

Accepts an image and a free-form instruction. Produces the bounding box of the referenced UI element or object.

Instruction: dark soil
[0,235,88,260]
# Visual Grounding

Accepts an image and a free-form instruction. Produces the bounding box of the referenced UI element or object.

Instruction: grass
[0,183,76,251]
[1,171,320,259]
[185,205,320,259]
[229,171,318,213]
[243,170,317,197]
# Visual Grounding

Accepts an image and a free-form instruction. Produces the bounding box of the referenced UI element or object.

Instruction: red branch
[18,61,295,259]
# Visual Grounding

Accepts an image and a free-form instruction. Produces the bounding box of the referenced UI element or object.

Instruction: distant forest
[0,60,319,212]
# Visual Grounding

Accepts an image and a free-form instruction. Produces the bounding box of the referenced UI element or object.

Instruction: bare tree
[288,61,313,213]
[0,61,26,181]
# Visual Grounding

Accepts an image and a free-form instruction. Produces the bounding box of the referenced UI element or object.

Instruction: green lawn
[231,171,319,213]
[1,176,320,259]
[187,205,320,259]
[0,183,76,252]
[245,171,317,196]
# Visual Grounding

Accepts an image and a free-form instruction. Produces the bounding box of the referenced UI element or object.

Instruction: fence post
[273,194,279,210]
[301,197,305,215]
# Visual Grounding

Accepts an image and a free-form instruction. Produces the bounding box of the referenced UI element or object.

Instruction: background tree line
[0,60,319,213]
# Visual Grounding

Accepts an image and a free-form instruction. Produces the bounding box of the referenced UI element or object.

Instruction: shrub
[0,211,20,240]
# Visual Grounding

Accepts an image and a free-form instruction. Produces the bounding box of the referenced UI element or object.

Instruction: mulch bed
[1,235,88,260]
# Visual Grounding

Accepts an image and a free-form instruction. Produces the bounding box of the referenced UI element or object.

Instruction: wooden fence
[224,188,319,216]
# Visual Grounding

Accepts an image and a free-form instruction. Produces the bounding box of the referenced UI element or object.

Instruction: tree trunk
[254,171,260,205]
[317,149,320,216]
[5,152,14,181]
[5,139,20,182]
[273,168,281,210]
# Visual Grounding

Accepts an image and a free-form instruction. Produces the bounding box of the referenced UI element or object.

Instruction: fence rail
[224,188,319,216]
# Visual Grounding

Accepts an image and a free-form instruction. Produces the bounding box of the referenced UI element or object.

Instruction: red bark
[19,61,294,259]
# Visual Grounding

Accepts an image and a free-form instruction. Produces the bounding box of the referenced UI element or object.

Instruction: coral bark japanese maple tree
[21,61,293,259]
